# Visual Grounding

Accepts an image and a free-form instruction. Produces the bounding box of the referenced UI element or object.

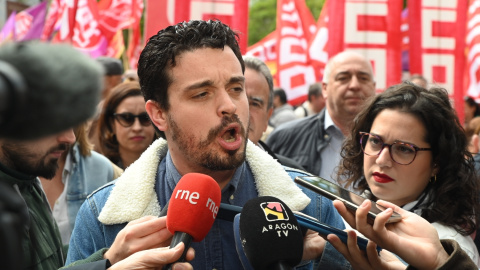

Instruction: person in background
[337,82,480,265]
[409,73,428,89]
[244,56,305,170]
[465,96,480,127]
[268,87,297,128]
[39,123,123,245]
[123,69,139,82]
[96,56,125,99]
[66,20,349,270]
[464,116,480,156]
[97,81,157,169]
[267,51,376,190]
[294,82,326,118]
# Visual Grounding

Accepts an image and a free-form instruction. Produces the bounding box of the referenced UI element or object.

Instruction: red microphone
[164,173,221,268]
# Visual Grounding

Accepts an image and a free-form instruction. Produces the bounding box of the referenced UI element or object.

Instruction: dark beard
[169,114,248,171]
[1,143,69,179]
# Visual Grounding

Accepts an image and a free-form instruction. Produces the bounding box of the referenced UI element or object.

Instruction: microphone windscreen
[239,196,304,270]
[233,214,254,270]
[166,173,221,242]
[0,42,102,139]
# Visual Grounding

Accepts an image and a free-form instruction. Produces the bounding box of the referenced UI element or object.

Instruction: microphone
[164,173,221,269]
[0,42,102,139]
[238,196,304,270]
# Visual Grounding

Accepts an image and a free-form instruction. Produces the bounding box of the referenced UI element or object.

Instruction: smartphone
[293,211,381,253]
[294,175,402,224]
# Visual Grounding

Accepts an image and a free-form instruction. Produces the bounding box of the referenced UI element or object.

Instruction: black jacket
[266,109,331,175]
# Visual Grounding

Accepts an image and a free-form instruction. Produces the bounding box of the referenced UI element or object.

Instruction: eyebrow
[185,76,245,91]
[335,71,372,78]
[248,96,265,105]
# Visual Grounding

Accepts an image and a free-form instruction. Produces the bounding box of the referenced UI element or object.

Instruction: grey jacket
[266,109,331,175]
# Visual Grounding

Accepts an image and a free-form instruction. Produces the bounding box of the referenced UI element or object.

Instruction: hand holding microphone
[164,173,221,269]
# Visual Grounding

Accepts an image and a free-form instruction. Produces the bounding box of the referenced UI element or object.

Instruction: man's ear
[146,100,168,132]
[322,82,328,99]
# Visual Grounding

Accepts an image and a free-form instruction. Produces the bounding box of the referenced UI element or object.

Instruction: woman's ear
[471,134,480,155]
[146,100,168,132]
[432,163,440,177]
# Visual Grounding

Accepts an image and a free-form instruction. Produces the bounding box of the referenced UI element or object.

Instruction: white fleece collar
[99,138,310,225]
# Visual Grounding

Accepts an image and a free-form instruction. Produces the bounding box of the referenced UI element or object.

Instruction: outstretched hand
[331,199,449,270]
[109,242,195,270]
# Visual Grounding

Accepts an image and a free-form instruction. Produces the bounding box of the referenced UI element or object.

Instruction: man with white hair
[267,51,376,191]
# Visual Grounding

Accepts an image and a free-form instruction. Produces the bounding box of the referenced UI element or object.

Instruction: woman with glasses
[336,81,480,266]
[97,81,157,169]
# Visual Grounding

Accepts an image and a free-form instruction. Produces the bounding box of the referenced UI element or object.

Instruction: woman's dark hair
[338,81,480,235]
[97,81,158,165]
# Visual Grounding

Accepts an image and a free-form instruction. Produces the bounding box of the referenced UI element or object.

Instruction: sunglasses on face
[113,112,152,127]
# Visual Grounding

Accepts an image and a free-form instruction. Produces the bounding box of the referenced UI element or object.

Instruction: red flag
[245,31,278,83]
[145,0,249,54]
[409,0,467,110]
[276,0,317,106]
[42,0,62,41]
[126,0,144,69]
[328,0,402,92]
[308,0,329,83]
[52,0,79,43]
[71,0,108,57]
[466,0,480,104]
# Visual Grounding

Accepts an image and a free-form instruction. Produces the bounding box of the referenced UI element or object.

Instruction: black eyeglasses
[359,132,432,165]
[113,112,151,127]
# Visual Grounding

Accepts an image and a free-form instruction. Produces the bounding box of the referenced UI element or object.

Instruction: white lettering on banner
[280,37,307,64]
[421,9,456,49]
[422,53,454,94]
[15,13,33,39]
[349,49,387,90]
[345,3,387,44]
[58,0,76,40]
[190,0,234,19]
[73,2,102,48]
[279,65,316,94]
[309,27,328,63]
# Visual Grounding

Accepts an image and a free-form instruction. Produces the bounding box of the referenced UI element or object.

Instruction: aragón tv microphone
[238,196,304,270]
[164,173,221,269]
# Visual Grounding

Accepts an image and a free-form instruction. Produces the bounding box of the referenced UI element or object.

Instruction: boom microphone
[0,41,103,139]
[164,173,221,269]
[238,196,304,270]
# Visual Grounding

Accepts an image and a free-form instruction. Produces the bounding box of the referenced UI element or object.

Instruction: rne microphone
[164,173,221,269]
[238,196,304,270]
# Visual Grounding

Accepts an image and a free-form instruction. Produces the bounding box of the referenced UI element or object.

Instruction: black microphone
[238,196,304,270]
[0,41,103,139]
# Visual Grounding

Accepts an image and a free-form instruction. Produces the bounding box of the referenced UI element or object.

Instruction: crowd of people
[1,18,480,270]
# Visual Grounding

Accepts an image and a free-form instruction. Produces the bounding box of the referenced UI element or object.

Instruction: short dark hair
[137,20,244,112]
[96,56,124,76]
[338,81,480,235]
[243,56,274,110]
[273,88,287,105]
[307,82,322,102]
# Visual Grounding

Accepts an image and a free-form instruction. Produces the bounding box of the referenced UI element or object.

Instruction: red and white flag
[276,0,317,106]
[245,30,278,84]
[145,0,249,53]
[308,0,329,82]
[466,0,480,102]
[328,0,403,92]
[71,0,108,58]
[409,0,467,110]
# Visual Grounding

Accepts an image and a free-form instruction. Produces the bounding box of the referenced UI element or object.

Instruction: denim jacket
[65,144,118,231]
[66,139,351,269]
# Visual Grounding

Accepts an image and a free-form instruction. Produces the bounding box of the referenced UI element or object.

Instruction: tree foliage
[248,0,326,46]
